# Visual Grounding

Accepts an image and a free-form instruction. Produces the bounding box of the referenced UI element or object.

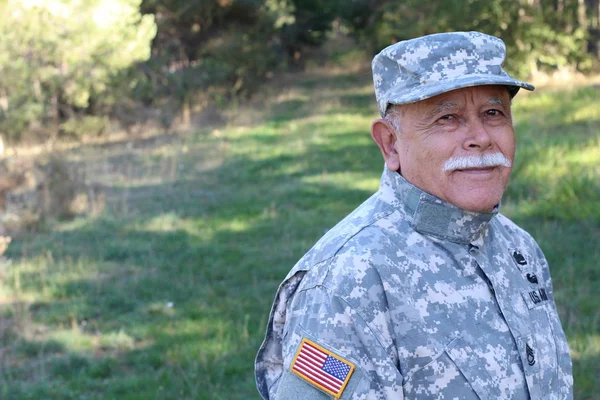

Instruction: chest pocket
[444,336,503,400]
[402,335,505,400]
[512,258,560,399]
[519,287,560,400]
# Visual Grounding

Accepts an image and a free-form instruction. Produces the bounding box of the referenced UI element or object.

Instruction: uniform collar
[378,167,498,244]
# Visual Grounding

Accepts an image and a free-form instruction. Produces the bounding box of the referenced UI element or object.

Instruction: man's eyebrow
[426,101,460,119]
[487,96,507,107]
[424,96,508,121]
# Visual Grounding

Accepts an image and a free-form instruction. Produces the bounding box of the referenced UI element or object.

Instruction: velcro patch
[291,338,355,399]
[521,287,550,309]
[509,249,529,270]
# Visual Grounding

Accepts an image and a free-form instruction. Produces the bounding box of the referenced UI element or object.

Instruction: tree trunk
[578,0,588,28]
[182,95,191,129]
[50,92,60,143]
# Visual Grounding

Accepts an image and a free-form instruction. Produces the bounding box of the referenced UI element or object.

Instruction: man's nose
[463,118,492,150]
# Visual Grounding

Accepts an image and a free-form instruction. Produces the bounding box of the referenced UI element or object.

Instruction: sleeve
[271,284,404,400]
[532,241,574,396]
[532,242,556,301]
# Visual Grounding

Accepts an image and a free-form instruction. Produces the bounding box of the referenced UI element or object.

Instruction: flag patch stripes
[291,338,355,399]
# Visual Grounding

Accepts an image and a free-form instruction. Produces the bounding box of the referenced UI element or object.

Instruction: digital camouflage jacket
[255,168,573,399]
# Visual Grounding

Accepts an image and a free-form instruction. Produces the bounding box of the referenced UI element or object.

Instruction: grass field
[0,65,599,399]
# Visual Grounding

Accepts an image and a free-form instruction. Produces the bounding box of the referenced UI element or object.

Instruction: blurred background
[0,0,598,399]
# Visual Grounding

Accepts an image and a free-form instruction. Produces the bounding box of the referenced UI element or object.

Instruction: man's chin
[444,176,508,213]
[445,188,504,213]
[453,197,501,213]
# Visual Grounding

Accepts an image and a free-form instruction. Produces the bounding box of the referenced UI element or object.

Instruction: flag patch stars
[291,338,355,399]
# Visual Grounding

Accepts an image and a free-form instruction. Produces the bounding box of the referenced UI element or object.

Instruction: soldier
[255,31,573,399]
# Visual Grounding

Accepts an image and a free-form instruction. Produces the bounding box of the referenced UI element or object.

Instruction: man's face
[374,85,515,213]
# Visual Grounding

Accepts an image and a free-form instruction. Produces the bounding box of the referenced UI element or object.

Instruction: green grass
[0,68,599,399]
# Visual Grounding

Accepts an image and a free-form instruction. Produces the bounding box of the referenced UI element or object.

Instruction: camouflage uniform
[255,32,573,399]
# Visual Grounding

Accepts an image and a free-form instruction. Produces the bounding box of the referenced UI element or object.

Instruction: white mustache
[443,153,512,172]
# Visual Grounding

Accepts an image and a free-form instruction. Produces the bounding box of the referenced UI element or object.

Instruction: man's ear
[371,119,401,172]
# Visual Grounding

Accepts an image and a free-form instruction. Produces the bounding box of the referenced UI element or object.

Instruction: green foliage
[0,0,156,140]
[278,0,338,48]
[127,0,600,126]
[2,0,600,142]
[360,0,592,79]
[133,0,338,108]
[60,116,108,137]
[128,0,282,117]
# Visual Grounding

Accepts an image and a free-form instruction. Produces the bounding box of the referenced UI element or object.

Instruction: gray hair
[383,104,403,135]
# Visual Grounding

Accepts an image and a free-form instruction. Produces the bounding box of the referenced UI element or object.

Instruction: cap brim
[385,74,535,109]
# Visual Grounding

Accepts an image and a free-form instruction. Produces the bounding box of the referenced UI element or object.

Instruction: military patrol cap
[372,31,535,116]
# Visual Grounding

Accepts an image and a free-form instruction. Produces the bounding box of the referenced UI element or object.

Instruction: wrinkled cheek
[500,167,513,188]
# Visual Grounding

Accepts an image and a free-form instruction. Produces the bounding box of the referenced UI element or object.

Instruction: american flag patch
[291,338,355,399]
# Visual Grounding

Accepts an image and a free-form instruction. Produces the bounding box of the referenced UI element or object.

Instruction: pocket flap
[445,336,497,399]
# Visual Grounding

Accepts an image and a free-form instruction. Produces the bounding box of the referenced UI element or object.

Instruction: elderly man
[255,31,573,399]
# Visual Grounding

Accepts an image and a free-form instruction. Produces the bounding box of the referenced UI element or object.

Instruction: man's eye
[439,114,455,121]
[486,109,503,116]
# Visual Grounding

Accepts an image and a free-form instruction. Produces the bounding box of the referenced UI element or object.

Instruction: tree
[350,0,593,78]
[0,0,157,141]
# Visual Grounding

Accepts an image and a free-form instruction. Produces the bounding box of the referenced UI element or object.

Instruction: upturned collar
[377,168,498,244]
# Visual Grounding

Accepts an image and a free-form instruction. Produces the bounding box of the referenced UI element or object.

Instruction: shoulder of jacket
[493,213,536,242]
[492,213,546,266]
[287,195,396,279]
[298,206,419,291]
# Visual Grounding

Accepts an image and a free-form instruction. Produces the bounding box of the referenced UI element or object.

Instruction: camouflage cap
[372,31,534,116]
